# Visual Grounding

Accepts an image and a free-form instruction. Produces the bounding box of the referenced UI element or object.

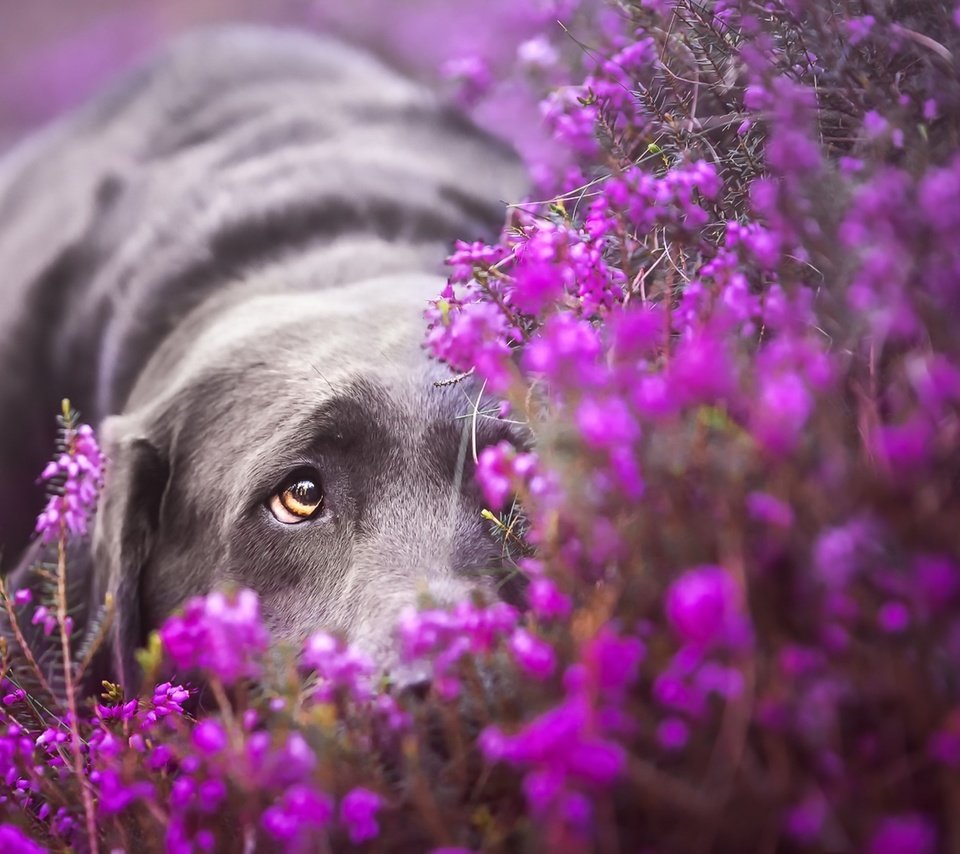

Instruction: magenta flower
[247,731,317,789]
[262,785,334,842]
[868,815,937,854]
[665,566,739,648]
[30,606,57,637]
[96,698,138,723]
[159,589,270,685]
[526,576,572,621]
[480,695,626,816]
[579,629,645,700]
[397,600,519,698]
[476,442,516,511]
[445,240,507,284]
[784,794,827,843]
[509,628,556,680]
[928,710,960,767]
[656,718,689,751]
[340,787,383,844]
[746,492,794,529]
[0,825,46,854]
[439,55,493,107]
[35,422,103,543]
[89,768,154,816]
[192,720,228,755]
[301,632,375,703]
[576,397,639,451]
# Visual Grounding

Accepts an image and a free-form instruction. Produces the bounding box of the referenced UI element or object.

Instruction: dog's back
[0,26,524,565]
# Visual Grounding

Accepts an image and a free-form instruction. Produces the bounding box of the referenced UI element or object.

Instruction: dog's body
[0,27,524,688]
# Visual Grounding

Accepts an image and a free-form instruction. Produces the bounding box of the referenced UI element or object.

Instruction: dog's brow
[305,393,378,445]
[264,379,393,463]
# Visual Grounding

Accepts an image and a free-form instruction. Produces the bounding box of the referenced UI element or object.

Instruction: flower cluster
[35,405,103,543]
[159,588,270,685]
[397,600,522,698]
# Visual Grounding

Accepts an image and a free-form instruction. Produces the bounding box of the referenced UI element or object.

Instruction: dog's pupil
[288,479,320,508]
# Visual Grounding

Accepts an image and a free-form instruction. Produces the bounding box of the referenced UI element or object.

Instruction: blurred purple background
[0,0,558,164]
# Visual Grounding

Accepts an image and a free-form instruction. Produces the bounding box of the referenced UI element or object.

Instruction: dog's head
[92,274,521,690]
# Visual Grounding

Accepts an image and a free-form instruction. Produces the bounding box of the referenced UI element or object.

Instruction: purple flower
[425,298,517,391]
[868,815,937,854]
[262,785,334,841]
[746,492,794,528]
[576,397,639,450]
[526,577,573,621]
[785,794,827,843]
[140,682,191,729]
[373,694,412,733]
[914,555,960,613]
[301,632,375,703]
[523,313,602,386]
[509,628,556,680]
[340,787,382,844]
[96,698,138,722]
[877,601,911,634]
[35,422,103,543]
[90,768,154,816]
[0,823,48,853]
[2,687,25,706]
[248,732,317,789]
[845,15,875,45]
[476,442,516,511]
[812,518,880,589]
[669,332,737,407]
[656,717,689,751]
[445,240,506,284]
[558,790,593,832]
[439,55,493,107]
[752,371,813,455]
[928,714,960,767]
[579,629,644,700]
[159,588,269,685]
[480,688,626,817]
[397,601,518,697]
[192,720,228,755]
[197,778,227,812]
[665,566,738,647]
[30,606,57,637]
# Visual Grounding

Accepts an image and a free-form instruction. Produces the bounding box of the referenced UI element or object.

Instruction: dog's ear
[93,415,170,695]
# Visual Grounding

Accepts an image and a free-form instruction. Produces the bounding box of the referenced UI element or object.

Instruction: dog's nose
[390,661,433,699]
[397,678,432,703]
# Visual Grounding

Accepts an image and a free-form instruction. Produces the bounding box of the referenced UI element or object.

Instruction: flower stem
[0,578,56,702]
[56,529,99,854]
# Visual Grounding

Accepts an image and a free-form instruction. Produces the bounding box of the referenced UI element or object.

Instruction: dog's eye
[269,468,323,524]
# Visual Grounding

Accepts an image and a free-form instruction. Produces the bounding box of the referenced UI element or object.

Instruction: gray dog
[0,27,525,691]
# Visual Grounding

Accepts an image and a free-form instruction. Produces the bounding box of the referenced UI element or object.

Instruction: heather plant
[2,1,960,852]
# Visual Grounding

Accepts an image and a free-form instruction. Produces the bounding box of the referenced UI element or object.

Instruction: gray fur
[0,26,526,690]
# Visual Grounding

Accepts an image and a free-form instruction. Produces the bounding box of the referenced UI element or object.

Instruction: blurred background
[0,0,561,162]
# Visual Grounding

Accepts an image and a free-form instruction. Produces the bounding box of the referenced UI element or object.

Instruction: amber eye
[269,469,323,524]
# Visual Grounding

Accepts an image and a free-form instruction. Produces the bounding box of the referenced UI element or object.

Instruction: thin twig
[0,578,56,702]
[56,532,99,854]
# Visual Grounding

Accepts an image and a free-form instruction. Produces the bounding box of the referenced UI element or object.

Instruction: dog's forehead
[151,289,481,470]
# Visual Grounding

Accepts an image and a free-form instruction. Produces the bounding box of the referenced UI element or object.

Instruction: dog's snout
[396,675,432,703]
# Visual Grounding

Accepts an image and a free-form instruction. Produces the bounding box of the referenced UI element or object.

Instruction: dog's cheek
[226,521,354,635]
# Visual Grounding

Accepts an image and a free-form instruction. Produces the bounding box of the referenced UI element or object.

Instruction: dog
[0,26,526,692]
